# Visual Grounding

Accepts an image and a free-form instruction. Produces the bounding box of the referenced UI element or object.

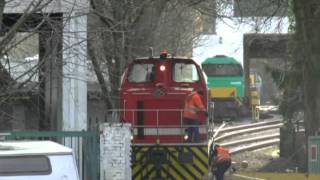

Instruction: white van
[0,141,79,180]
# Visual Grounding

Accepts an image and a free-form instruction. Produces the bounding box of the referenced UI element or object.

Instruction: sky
[193,17,289,66]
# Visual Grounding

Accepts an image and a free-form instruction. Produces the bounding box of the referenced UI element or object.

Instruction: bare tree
[292,0,320,137]
[0,0,90,130]
[0,0,52,90]
[0,0,58,129]
[88,0,216,110]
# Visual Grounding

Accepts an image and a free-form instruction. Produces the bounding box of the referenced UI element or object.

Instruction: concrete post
[100,123,132,180]
[62,11,88,179]
[62,12,88,131]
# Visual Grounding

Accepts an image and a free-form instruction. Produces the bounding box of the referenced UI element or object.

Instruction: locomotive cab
[120,53,208,143]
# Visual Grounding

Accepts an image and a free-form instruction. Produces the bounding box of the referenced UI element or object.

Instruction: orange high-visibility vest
[216,146,231,163]
[183,91,205,120]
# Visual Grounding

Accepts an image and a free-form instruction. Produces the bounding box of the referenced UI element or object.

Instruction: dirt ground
[212,145,304,180]
[230,145,301,173]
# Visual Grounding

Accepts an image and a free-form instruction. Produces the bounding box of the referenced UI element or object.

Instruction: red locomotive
[119,50,208,143]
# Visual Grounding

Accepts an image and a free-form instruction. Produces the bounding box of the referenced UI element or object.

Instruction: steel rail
[230,139,280,155]
[218,120,282,134]
[221,133,280,148]
[214,123,283,142]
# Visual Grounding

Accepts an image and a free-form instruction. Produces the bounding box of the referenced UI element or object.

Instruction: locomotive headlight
[160,65,166,71]
[184,134,189,140]
[130,128,134,141]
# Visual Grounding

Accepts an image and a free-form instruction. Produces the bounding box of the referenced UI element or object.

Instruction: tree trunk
[294,0,320,136]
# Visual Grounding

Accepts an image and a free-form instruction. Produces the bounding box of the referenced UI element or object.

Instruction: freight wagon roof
[202,55,239,65]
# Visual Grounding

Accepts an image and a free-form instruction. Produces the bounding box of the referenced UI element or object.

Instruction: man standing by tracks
[183,88,207,143]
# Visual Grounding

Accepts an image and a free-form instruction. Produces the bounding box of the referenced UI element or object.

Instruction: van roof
[0,141,72,156]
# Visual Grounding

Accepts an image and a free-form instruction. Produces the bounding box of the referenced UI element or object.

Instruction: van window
[128,63,155,83]
[173,63,199,82]
[0,156,51,176]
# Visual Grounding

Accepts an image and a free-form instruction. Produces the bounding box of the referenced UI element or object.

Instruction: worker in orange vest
[183,88,207,142]
[210,144,231,180]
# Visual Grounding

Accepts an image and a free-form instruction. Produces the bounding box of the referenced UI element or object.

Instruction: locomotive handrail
[129,125,208,128]
[107,108,186,111]
[107,108,209,142]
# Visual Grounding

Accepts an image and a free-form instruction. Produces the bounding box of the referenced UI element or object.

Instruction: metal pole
[180,110,183,142]
[157,110,159,142]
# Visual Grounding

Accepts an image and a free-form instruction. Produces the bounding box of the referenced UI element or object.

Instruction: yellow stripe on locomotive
[132,144,208,180]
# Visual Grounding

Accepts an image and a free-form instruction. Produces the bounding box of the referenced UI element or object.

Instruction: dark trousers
[215,160,231,180]
[184,118,200,143]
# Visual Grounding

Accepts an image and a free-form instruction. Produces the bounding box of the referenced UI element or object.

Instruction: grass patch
[232,173,320,180]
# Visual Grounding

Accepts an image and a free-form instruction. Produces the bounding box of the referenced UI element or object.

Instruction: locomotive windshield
[128,63,155,83]
[172,63,199,82]
[202,64,243,76]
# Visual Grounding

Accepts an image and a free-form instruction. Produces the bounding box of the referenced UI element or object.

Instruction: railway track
[211,119,282,154]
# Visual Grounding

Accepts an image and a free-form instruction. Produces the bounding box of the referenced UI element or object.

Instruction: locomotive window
[173,63,199,82]
[128,63,155,83]
[202,64,243,76]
